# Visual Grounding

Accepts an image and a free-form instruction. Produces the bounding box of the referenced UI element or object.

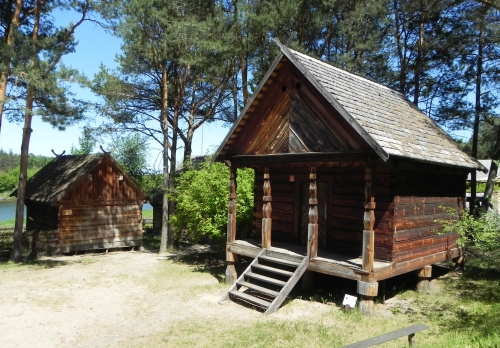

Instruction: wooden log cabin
[216,40,486,315]
[11,153,148,254]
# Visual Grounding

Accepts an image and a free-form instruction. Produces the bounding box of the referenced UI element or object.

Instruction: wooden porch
[227,238,462,282]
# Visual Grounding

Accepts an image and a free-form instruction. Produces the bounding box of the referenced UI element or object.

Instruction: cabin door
[300,182,327,249]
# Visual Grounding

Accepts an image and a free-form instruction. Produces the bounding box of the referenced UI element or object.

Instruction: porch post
[225,163,238,284]
[307,167,318,260]
[416,265,432,292]
[262,168,272,249]
[359,165,377,314]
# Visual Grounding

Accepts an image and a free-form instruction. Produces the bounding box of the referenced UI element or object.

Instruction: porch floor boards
[229,239,391,281]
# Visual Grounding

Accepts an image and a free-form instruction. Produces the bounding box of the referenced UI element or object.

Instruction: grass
[142,209,153,219]
[0,218,16,227]
[127,249,500,348]
[1,245,500,347]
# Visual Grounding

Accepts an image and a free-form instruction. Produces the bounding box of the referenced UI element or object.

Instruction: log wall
[253,168,297,242]
[58,203,142,252]
[392,161,467,262]
[27,155,145,253]
[251,163,395,260]
[330,164,394,260]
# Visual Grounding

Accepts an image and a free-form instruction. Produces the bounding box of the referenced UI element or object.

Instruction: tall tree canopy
[93,0,235,251]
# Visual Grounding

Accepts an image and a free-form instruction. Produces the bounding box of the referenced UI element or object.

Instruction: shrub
[439,207,500,252]
[170,159,254,244]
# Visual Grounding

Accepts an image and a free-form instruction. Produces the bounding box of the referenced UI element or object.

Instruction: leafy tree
[70,128,95,155]
[170,159,254,245]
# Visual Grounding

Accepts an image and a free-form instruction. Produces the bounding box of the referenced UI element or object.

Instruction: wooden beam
[262,168,272,248]
[362,166,375,272]
[225,166,238,284]
[230,151,367,167]
[307,167,318,260]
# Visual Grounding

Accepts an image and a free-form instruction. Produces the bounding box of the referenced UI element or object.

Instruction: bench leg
[408,333,416,347]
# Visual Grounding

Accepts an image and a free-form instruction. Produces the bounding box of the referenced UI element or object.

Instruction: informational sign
[342,294,357,308]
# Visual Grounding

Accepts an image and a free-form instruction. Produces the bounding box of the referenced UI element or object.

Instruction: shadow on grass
[0,258,72,269]
[175,251,227,283]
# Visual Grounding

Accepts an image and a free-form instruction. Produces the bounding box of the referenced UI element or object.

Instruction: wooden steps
[219,249,309,315]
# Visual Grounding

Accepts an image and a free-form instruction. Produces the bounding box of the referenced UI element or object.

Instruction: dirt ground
[0,249,343,348]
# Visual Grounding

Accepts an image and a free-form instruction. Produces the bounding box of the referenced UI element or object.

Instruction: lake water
[0,200,152,222]
[0,200,21,221]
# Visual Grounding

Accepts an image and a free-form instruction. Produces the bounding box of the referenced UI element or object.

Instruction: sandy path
[0,251,268,348]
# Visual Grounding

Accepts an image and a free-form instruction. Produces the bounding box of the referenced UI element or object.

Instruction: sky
[0,9,230,170]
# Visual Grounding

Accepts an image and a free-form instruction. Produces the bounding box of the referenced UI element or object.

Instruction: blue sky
[0,9,229,169]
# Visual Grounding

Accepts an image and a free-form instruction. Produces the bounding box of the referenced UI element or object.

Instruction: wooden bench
[341,324,429,347]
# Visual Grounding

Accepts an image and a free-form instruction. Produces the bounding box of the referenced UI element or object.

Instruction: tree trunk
[184,126,194,164]
[483,127,500,209]
[159,63,170,254]
[393,0,406,94]
[10,91,34,262]
[10,0,39,262]
[168,108,178,248]
[0,0,23,141]
[413,10,424,105]
[471,18,484,216]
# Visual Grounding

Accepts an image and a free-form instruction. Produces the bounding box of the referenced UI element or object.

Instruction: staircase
[219,249,309,315]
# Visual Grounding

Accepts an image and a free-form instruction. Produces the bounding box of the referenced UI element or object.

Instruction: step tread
[252,263,294,277]
[237,281,279,297]
[259,255,301,267]
[229,290,271,308]
[245,272,287,287]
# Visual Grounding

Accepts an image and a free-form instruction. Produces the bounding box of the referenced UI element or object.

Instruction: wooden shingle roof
[216,40,486,172]
[11,154,143,204]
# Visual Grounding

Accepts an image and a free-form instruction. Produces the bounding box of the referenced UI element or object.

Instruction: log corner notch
[225,163,238,285]
[307,167,318,260]
[262,167,272,249]
[359,163,377,314]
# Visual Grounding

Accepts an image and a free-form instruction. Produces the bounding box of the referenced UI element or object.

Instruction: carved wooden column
[302,167,318,290]
[225,164,238,284]
[358,165,378,314]
[262,168,272,249]
[307,167,318,260]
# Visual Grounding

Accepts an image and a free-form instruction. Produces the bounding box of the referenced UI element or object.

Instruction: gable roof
[215,40,486,172]
[11,153,144,204]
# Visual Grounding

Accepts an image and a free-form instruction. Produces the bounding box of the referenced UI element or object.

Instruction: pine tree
[93,0,233,252]
[9,0,92,262]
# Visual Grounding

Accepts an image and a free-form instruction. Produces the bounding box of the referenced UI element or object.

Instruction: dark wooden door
[300,182,328,249]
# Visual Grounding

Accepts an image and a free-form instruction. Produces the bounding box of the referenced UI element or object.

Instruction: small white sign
[342,294,357,308]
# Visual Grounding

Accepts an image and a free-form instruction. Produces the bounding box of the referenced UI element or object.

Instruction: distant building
[11,153,148,254]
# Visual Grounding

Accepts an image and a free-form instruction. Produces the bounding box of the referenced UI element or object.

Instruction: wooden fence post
[262,168,272,249]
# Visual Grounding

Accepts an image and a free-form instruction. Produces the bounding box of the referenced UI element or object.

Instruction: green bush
[439,207,500,252]
[170,160,254,243]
